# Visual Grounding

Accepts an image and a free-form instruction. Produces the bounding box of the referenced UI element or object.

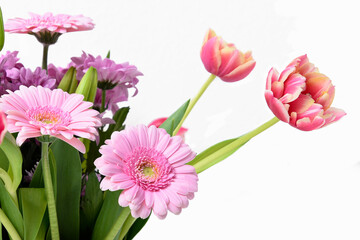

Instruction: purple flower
[70,51,142,112]
[47,63,67,86]
[18,67,57,89]
[0,51,24,95]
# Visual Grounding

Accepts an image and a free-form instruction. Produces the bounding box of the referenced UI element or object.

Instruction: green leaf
[0,132,23,191]
[35,210,49,240]
[29,150,57,192]
[0,7,5,51]
[50,140,82,240]
[85,107,129,173]
[105,107,130,137]
[106,50,110,59]
[0,180,24,239]
[92,191,124,240]
[188,137,248,173]
[0,148,9,171]
[159,100,190,136]
[57,67,78,94]
[123,215,149,240]
[19,188,47,240]
[80,172,103,238]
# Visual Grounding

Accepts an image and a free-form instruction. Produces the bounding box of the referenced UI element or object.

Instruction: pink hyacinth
[94,125,198,219]
[0,86,101,153]
[5,13,94,44]
[0,111,6,144]
[265,55,346,131]
[148,117,188,140]
[200,29,256,82]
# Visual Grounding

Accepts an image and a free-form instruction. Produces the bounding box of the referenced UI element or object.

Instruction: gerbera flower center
[125,147,175,191]
[27,106,71,126]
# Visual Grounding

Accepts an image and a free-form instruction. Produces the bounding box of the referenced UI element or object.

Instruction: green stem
[41,141,60,240]
[173,74,216,136]
[0,208,21,240]
[193,117,280,173]
[117,214,136,240]
[42,44,49,71]
[104,207,131,240]
[101,89,106,113]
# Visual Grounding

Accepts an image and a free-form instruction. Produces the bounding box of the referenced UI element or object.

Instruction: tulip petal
[220,59,256,82]
[265,90,290,122]
[200,37,221,75]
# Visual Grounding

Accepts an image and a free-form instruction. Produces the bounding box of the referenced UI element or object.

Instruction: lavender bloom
[19,67,57,89]
[0,51,24,95]
[70,51,142,112]
[47,63,67,86]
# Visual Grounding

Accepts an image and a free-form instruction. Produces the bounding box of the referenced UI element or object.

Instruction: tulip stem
[193,117,280,173]
[173,74,216,136]
[41,141,60,240]
[42,44,49,72]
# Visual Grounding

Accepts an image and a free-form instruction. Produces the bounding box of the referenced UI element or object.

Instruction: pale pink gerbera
[5,12,94,44]
[94,125,198,219]
[0,86,101,153]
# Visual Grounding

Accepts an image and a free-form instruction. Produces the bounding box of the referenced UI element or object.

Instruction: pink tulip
[148,117,188,139]
[200,29,256,82]
[265,55,346,131]
[0,111,7,144]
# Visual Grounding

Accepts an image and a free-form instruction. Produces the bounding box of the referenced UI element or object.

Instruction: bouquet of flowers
[0,8,346,240]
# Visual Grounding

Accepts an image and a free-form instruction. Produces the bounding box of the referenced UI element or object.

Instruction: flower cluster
[0,51,57,96]
[50,51,142,113]
[0,9,347,240]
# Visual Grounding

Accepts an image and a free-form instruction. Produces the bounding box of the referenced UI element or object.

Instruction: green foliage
[0,181,24,239]
[19,188,47,240]
[85,107,129,173]
[0,7,4,51]
[80,172,103,238]
[91,191,124,240]
[50,140,82,240]
[159,100,190,136]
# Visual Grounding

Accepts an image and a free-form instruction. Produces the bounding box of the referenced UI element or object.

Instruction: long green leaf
[159,100,190,136]
[50,140,82,240]
[19,188,47,240]
[123,215,149,240]
[0,132,23,191]
[189,137,248,173]
[80,172,103,238]
[0,181,24,238]
[92,191,124,240]
[0,148,8,171]
[0,7,4,51]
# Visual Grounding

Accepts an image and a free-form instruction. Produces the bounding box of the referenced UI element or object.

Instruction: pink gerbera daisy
[94,125,198,219]
[5,12,94,45]
[0,86,101,153]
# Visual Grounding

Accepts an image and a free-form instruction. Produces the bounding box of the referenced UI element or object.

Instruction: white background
[1,0,359,239]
